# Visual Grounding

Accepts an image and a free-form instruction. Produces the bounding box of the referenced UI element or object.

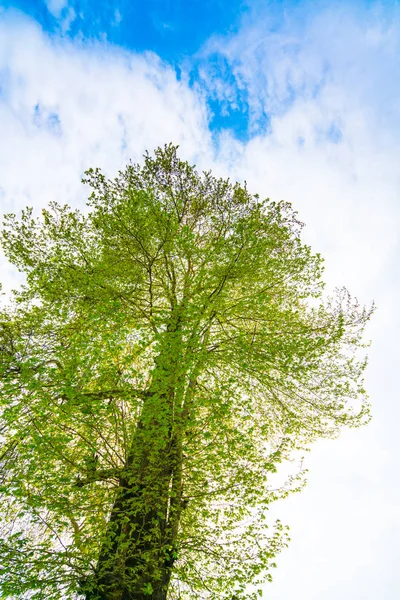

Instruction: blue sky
[6,0,249,59]
[0,1,400,599]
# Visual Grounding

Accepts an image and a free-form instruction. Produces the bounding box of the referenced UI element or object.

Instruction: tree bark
[81,406,183,600]
[81,321,185,600]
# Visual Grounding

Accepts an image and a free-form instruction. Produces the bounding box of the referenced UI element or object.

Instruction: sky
[0,0,399,598]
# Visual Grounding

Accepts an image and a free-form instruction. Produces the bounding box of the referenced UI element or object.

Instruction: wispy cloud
[113,8,122,27]
[191,2,400,296]
[195,2,400,135]
[45,0,69,19]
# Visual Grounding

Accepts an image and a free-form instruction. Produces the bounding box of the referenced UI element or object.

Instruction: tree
[0,145,373,600]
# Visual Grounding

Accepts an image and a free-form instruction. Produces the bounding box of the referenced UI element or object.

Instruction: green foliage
[0,145,374,599]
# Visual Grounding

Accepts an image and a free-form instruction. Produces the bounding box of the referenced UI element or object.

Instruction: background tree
[0,145,373,600]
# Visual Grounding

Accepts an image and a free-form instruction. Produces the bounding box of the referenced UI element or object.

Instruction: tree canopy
[0,145,373,600]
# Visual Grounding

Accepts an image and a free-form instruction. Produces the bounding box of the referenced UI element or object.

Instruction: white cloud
[0,9,212,294]
[45,0,68,19]
[60,6,77,34]
[0,4,399,599]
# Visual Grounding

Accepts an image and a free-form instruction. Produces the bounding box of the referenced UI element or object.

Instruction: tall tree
[0,145,373,600]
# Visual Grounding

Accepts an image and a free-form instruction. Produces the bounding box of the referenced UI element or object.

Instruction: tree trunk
[81,321,185,600]
[81,407,183,600]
